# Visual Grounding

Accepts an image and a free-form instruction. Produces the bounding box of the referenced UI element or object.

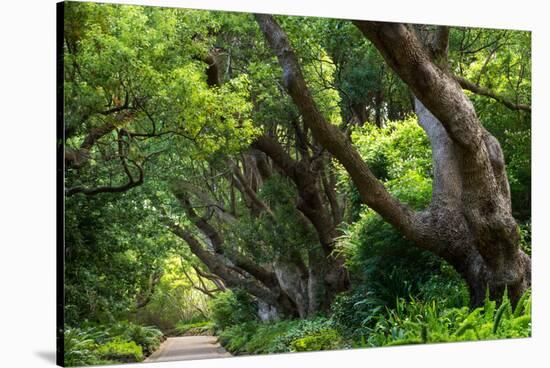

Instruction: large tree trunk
[256,15,531,307]
[415,99,531,306]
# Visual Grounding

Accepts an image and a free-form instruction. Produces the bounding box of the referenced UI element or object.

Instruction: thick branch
[173,181,237,224]
[353,21,484,151]
[65,108,135,168]
[166,221,282,308]
[432,25,450,61]
[253,134,338,254]
[255,14,421,245]
[173,190,279,288]
[230,161,275,218]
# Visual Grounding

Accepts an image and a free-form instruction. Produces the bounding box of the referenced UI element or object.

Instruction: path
[144,336,231,363]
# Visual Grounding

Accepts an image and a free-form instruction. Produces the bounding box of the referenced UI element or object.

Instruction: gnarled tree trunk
[256,15,531,307]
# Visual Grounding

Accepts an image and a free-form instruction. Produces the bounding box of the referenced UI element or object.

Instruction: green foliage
[352,117,433,183]
[205,292,530,356]
[329,290,382,338]
[63,322,163,366]
[63,4,531,362]
[290,329,343,352]
[106,321,164,355]
[96,338,143,363]
[64,327,110,367]
[175,321,214,336]
[217,322,259,354]
[268,317,338,353]
[210,290,259,330]
[241,321,296,354]
[216,318,345,355]
[363,289,531,347]
[64,193,175,325]
[519,220,532,256]
[134,257,212,332]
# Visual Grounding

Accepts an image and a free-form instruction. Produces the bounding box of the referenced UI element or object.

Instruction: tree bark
[257,15,531,306]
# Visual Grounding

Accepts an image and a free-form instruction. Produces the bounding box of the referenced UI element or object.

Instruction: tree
[63,3,531,322]
[255,15,530,306]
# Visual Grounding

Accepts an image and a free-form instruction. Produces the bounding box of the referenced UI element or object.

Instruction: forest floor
[144,336,231,363]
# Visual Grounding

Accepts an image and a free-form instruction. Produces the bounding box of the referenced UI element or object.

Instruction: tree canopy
[62,3,531,363]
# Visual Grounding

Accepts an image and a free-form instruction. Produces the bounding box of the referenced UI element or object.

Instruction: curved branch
[173,190,279,288]
[173,181,237,224]
[165,220,292,313]
[255,14,421,244]
[252,134,338,254]
[454,75,531,112]
[229,160,275,218]
[65,159,144,196]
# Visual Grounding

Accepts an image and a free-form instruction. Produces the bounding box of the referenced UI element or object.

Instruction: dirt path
[144,336,231,363]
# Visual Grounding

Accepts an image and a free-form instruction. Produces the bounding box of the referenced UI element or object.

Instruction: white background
[0,0,548,367]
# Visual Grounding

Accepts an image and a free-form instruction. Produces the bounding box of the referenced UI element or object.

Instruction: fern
[513,289,531,318]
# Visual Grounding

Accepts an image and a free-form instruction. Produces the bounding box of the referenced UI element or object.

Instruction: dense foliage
[62,2,531,364]
[63,322,163,366]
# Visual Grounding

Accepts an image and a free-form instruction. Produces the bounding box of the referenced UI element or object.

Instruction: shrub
[268,317,336,353]
[243,320,296,354]
[417,263,470,309]
[106,321,164,355]
[217,322,259,354]
[96,337,143,363]
[364,289,531,347]
[217,318,346,355]
[210,289,258,330]
[329,289,384,339]
[290,329,343,352]
[64,322,163,366]
[64,327,106,367]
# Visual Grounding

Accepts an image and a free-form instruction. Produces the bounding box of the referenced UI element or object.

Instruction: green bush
[96,337,143,363]
[329,289,383,339]
[217,318,346,355]
[64,322,163,366]
[364,289,531,347]
[218,322,259,354]
[417,263,470,309]
[291,329,343,352]
[64,327,108,367]
[106,321,164,355]
[210,289,258,330]
[243,320,297,354]
[268,317,336,353]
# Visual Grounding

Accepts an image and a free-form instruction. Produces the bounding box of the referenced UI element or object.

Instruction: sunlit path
[145,336,231,363]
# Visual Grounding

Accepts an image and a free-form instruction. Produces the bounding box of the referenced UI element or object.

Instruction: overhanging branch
[454,75,531,112]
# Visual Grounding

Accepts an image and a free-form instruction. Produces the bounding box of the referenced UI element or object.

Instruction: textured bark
[253,135,337,255]
[173,189,279,289]
[353,21,530,306]
[204,52,221,87]
[166,220,299,317]
[252,135,349,302]
[255,15,421,246]
[257,15,530,306]
[415,99,530,306]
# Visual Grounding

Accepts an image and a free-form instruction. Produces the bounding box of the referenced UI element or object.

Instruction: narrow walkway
[144,336,231,363]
